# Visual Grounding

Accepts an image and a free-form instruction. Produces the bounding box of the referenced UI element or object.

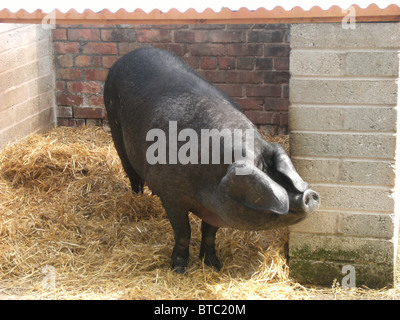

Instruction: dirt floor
[0,126,399,300]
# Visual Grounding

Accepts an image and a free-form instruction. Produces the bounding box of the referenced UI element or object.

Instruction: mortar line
[290,103,397,109]
[311,182,393,190]
[290,75,398,81]
[291,47,400,52]
[290,129,396,135]
[289,102,398,107]
[291,155,394,163]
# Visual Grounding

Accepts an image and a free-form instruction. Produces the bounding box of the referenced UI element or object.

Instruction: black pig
[104,47,320,273]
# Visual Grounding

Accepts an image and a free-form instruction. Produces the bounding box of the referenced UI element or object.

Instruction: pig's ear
[272,143,308,193]
[218,161,289,214]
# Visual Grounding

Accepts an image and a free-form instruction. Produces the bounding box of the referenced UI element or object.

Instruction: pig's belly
[194,209,228,228]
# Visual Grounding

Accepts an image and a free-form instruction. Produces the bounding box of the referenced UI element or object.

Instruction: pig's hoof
[203,255,222,271]
[171,257,188,274]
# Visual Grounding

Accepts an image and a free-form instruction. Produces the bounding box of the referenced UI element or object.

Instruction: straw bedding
[0,126,399,300]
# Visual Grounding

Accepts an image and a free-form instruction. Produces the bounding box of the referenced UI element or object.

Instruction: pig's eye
[256,160,265,172]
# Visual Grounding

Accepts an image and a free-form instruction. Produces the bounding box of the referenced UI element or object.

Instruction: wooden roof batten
[0,4,400,25]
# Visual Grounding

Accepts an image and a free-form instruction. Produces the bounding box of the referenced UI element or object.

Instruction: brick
[67,81,101,94]
[200,57,217,70]
[166,43,188,56]
[216,84,243,97]
[68,29,101,41]
[289,79,398,105]
[175,30,208,43]
[102,56,119,68]
[237,58,254,70]
[86,119,102,127]
[280,112,288,125]
[189,44,225,56]
[118,42,144,55]
[181,56,199,69]
[282,85,289,98]
[84,69,109,81]
[245,85,281,97]
[226,44,263,56]
[57,118,69,126]
[73,106,105,119]
[218,57,236,70]
[52,28,67,40]
[86,94,104,106]
[83,43,117,55]
[227,24,253,29]
[244,111,273,124]
[199,71,226,83]
[226,71,263,84]
[69,118,86,127]
[137,29,172,43]
[56,93,83,106]
[274,58,289,70]
[92,56,101,68]
[234,98,264,111]
[56,81,65,92]
[290,132,396,159]
[253,24,290,29]
[57,106,73,118]
[53,42,80,54]
[264,71,290,84]
[101,29,136,42]
[75,55,91,67]
[264,98,289,111]
[289,105,396,132]
[209,30,245,43]
[291,23,400,48]
[255,58,273,70]
[56,54,73,67]
[192,24,225,29]
[248,30,285,43]
[56,68,82,80]
[264,44,290,57]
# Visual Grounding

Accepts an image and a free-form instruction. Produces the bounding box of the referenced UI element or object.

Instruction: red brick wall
[53,24,290,133]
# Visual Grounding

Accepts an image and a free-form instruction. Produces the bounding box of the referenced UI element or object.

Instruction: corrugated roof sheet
[0,3,399,24]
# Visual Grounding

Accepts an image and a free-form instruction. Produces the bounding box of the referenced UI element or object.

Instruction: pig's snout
[302,189,320,213]
[288,189,320,214]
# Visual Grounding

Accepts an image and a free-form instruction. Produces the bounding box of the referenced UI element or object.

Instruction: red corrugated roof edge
[0,4,399,24]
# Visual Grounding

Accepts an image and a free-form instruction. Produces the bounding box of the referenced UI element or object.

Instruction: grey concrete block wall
[0,24,56,149]
[288,23,400,288]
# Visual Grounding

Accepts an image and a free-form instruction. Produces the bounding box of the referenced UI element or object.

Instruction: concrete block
[289,210,339,234]
[311,184,394,212]
[289,233,394,264]
[345,52,399,77]
[339,212,395,239]
[289,105,396,132]
[291,157,395,187]
[0,24,50,54]
[290,51,345,76]
[289,259,395,288]
[290,132,396,159]
[290,51,399,77]
[289,79,398,105]
[291,23,400,49]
